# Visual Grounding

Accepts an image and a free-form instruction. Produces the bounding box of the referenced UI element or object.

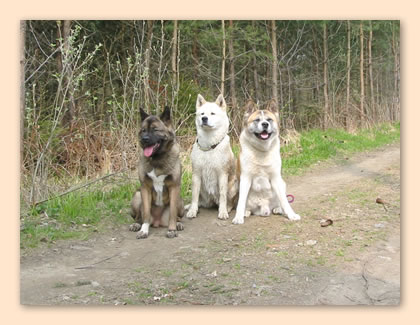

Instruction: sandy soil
[20,143,400,305]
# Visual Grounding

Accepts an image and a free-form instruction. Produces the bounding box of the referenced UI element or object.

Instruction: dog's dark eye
[201,113,204,115]
[211,112,215,115]
[267,118,273,122]
[255,118,260,122]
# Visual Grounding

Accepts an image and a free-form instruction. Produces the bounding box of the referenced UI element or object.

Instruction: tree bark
[391,21,400,121]
[62,20,76,126]
[360,21,365,125]
[271,20,279,105]
[228,20,237,110]
[221,20,226,95]
[312,26,320,106]
[251,21,259,99]
[345,20,351,129]
[368,21,375,121]
[144,20,154,113]
[20,20,26,165]
[171,20,178,90]
[322,22,329,129]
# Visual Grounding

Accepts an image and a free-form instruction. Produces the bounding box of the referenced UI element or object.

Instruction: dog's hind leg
[271,176,300,221]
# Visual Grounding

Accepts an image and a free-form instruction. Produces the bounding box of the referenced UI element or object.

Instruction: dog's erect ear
[215,94,227,111]
[243,99,256,115]
[160,106,171,125]
[196,94,206,109]
[140,107,149,121]
[266,99,278,113]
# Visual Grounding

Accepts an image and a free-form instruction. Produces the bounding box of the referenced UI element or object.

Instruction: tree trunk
[251,21,259,99]
[368,20,375,122]
[345,20,351,129]
[20,20,26,165]
[391,22,400,121]
[360,21,365,125]
[221,20,226,95]
[322,22,329,129]
[312,26,320,106]
[62,20,76,126]
[144,20,154,113]
[271,20,279,106]
[228,20,237,110]
[171,20,178,91]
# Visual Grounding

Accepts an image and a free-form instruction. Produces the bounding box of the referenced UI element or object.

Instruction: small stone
[306,240,317,246]
[91,281,100,287]
[375,223,385,228]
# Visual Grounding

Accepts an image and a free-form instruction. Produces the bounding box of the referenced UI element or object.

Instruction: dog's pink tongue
[143,146,155,157]
[261,132,269,139]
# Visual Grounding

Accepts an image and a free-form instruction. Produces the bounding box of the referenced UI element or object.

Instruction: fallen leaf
[320,219,333,227]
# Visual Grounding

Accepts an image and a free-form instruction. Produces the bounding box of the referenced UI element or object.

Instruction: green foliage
[281,122,400,175]
[21,181,138,249]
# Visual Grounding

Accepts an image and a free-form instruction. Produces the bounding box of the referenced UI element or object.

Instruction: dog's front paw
[166,230,178,238]
[176,222,184,231]
[136,230,148,239]
[129,223,142,232]
[232,213,244,225]
[218,210,229,220]
[272,207,284,215]
[287,213,301,221]
[186,205,198,219]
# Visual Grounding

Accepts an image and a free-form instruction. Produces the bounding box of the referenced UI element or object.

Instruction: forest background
[19,20,400,209]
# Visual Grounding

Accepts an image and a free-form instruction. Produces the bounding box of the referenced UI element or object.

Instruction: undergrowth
[20,123,400,250]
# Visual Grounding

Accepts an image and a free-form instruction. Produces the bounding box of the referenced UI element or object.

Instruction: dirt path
[20,143,400,305]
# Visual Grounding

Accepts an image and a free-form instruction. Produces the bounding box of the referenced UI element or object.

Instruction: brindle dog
[129,106,184,239]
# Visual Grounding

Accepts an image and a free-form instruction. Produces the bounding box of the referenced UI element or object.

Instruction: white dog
[232,100,300,224]
[186,94,238,220]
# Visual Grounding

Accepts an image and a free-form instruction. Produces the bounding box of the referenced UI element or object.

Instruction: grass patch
[281,123,400,175]
[21,181,138,249]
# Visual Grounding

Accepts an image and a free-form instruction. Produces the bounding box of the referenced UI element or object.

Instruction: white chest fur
[147,169,167,206]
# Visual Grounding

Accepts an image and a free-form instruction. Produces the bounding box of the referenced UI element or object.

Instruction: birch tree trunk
[346,20,351,129]
[20,20,26,164]
[251,21,259,98]
[271,20,279,105]
[171,20,178,87]
[62,20,76,126]
[144,20,154,113]
[368,20,375,121]
[391,22,400,121]
[360,21,365,125]
[221,20,226,95]
[323,22,329,129]
[228,20,237,110]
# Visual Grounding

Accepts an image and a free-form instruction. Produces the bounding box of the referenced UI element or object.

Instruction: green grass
[20,123,399,250]
[21,181,138,249]
[281,122,400,175]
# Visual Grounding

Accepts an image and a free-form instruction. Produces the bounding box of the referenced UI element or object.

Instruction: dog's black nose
[202,116,208,123]
[262,122,269,129]
[141,134,150,142]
